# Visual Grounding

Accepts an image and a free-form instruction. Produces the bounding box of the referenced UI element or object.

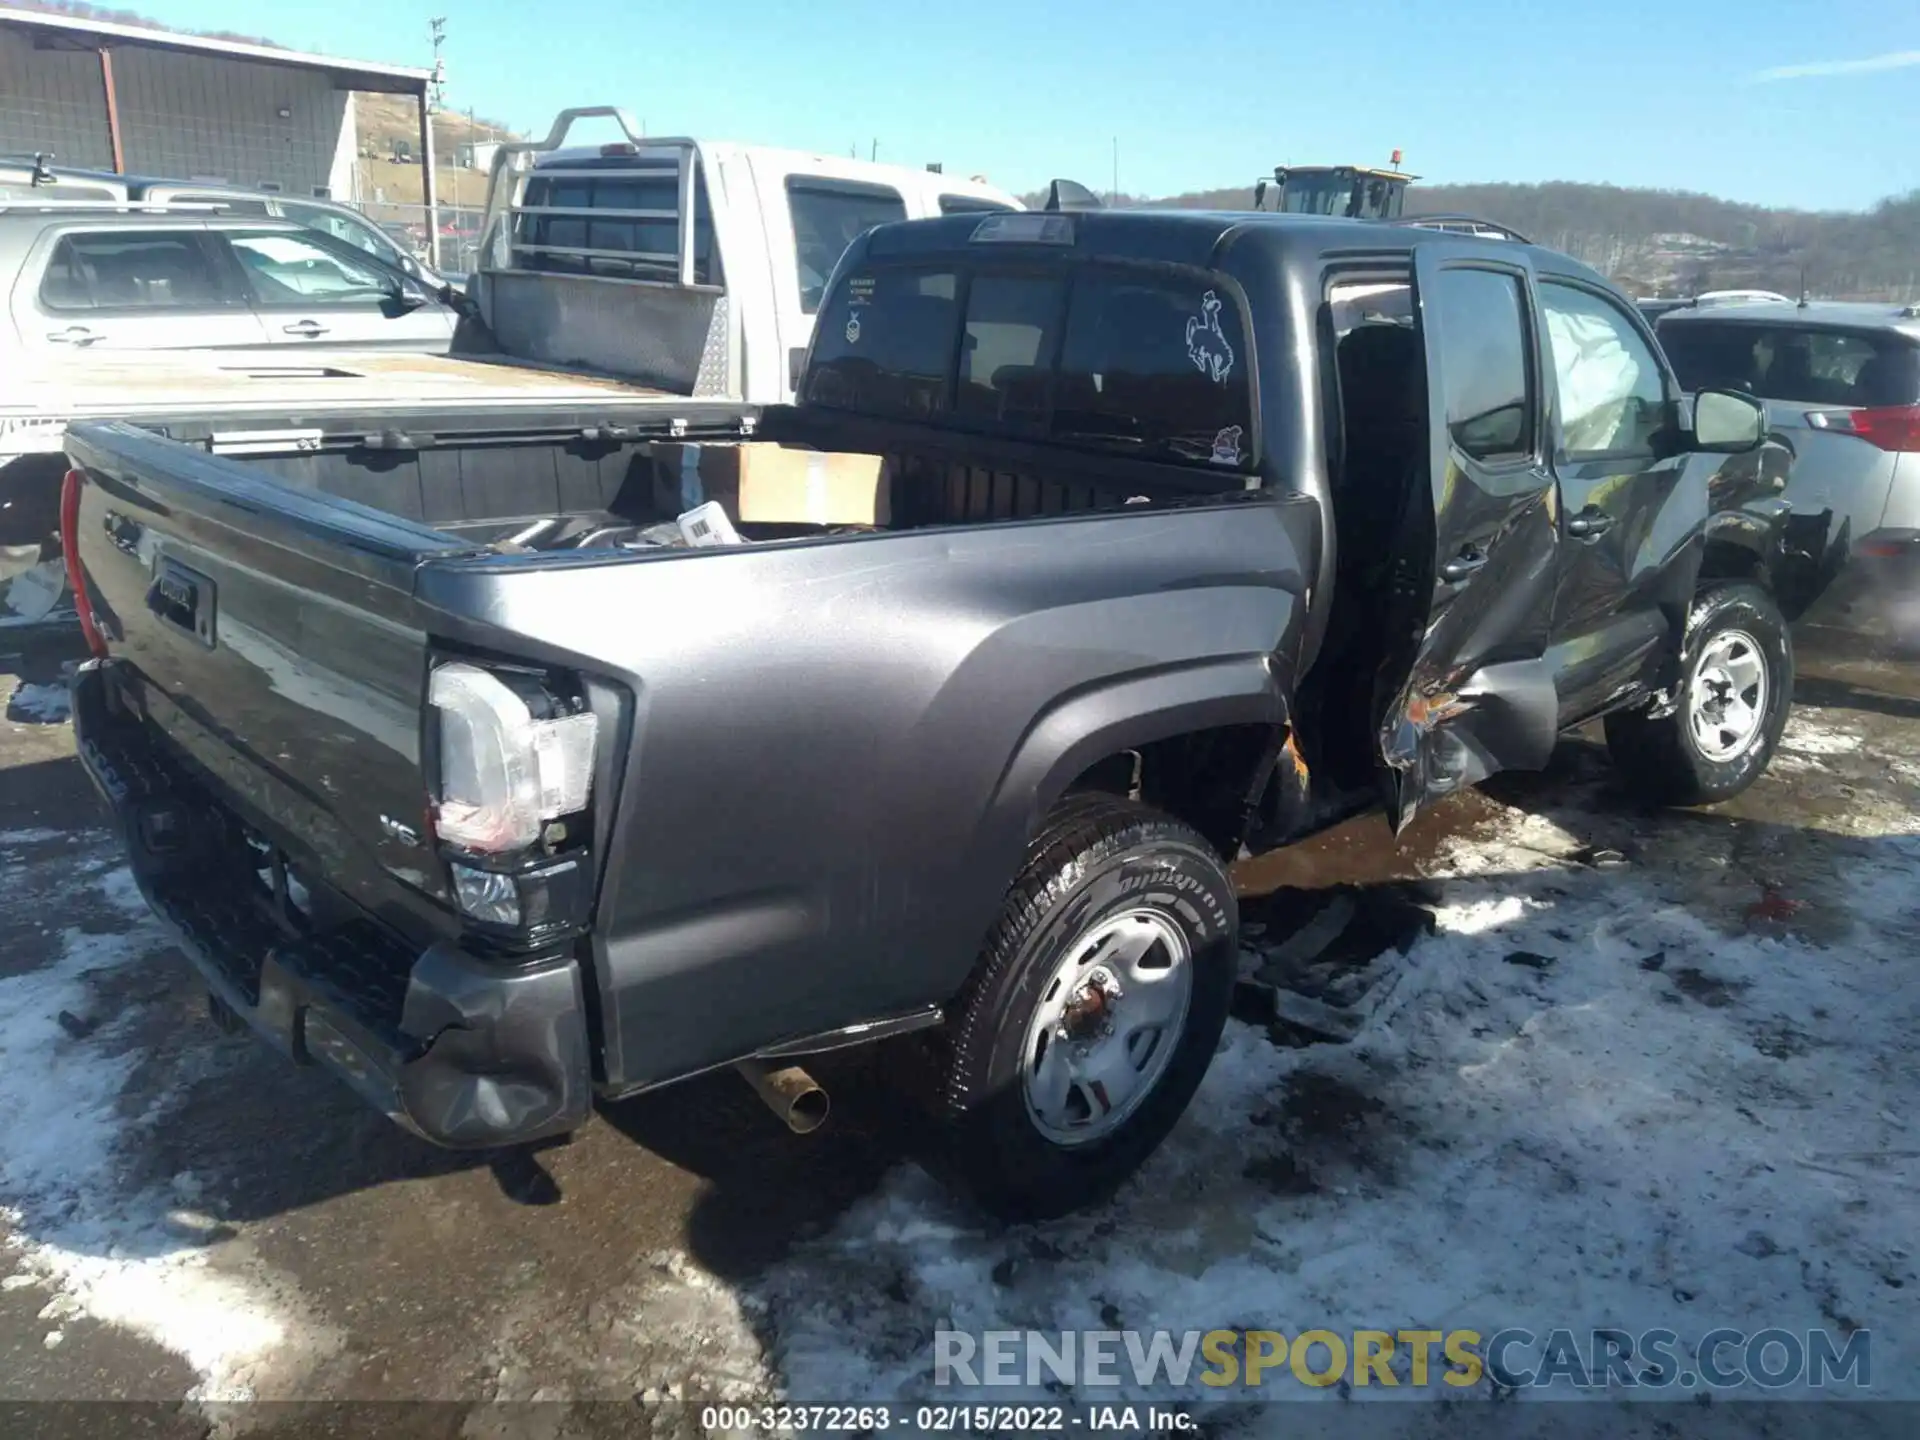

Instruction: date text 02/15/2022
[695,1406,1197,1432]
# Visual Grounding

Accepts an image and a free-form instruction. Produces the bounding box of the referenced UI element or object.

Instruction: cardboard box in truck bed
[663,443,891,528]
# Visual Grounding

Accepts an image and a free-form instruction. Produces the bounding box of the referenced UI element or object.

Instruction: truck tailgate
[65,420,472,924]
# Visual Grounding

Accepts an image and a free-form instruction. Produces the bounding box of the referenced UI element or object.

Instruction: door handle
[1439,547,1488,583]
[46,326,100,346]
[282,320,329,337]
[1566,510,1614,540]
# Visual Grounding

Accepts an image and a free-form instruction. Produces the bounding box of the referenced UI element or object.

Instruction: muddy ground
[1,626,1915,1439]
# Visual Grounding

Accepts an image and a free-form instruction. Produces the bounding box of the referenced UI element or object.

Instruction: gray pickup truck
[65,209,1793,1218]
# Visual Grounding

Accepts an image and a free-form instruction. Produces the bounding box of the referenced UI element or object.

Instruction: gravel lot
[2,626,1915,1438]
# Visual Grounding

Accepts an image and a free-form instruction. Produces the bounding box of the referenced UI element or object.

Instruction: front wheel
[1605,582,1793,805]
[927,795,1238,1221]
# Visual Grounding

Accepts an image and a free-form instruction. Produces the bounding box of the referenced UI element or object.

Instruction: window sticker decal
[1186,290,1236,383]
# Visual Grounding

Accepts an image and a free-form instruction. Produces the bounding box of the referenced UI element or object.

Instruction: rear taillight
[59,467,107,658]
[1807,404,1920,452]
[428,662,597,855]
[426,660,600,937]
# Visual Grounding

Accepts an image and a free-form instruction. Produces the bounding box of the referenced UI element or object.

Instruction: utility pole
[424,17,446,267]
[1111,136,1118,206]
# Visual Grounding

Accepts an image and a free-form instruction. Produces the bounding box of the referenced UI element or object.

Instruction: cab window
[786,180,907,314]
[1431,267,1533,461]
[1539,282,1668,458]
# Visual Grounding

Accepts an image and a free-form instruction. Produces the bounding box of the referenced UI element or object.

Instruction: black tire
[926,794,1238,1221]
[1604,582,1793,806]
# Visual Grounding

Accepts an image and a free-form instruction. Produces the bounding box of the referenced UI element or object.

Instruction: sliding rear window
[806,262,1254,470]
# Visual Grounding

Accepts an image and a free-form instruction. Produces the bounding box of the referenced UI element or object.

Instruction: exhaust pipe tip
[735,1060,830,1134]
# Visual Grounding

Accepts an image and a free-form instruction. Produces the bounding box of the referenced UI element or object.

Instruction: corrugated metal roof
[0,5,430,93]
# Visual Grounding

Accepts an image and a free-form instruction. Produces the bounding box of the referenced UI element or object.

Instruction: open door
[1377,245,1562,831]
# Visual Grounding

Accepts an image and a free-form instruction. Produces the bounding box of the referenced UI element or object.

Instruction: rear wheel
[1605,582,1792,805]
[927,795,1238,1220]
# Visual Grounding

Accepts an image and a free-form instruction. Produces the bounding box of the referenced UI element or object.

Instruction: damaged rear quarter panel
[414,498,1315,1091]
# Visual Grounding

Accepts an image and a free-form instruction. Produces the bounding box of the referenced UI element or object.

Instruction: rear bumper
[71,660,593,1149]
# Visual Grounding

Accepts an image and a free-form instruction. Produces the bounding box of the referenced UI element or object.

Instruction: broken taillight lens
[1807,404,1920,452]
[59,467,107,658]
[428,661,597,854]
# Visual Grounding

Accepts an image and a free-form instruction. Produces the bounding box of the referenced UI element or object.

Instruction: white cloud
[1752,48,1920,81]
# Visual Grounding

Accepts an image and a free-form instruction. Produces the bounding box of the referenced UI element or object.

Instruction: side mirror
[375,272,430,316]
[1691,388,1767,453]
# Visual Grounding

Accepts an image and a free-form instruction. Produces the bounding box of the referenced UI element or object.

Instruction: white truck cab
[2,108,1025,614]
[468,107,1021,405]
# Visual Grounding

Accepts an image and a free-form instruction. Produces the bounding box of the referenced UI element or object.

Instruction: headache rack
[475,106,704,287]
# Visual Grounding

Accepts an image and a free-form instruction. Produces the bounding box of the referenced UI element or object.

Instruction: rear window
[514,163,721,284]
[806,263,1254,469]
[788,180,908,314]
[1661,322,1920,408]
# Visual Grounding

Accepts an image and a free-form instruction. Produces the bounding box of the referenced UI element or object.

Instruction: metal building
[0,5,434,213]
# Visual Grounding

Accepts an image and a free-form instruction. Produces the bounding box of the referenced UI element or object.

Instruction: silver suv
[0,209,460,356]
[1658,300,1920,646]
[0,158,447,287]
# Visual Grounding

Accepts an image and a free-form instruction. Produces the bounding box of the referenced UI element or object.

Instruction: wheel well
[1699,538,1769,589]
[1062,723,1277,858]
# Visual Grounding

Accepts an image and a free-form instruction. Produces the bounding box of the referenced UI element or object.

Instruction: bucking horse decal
[1185,290,1235,384]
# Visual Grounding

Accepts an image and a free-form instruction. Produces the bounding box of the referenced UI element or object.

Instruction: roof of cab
[862,207,1609,286]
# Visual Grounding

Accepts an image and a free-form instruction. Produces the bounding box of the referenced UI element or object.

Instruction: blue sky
[138,0,1917,210]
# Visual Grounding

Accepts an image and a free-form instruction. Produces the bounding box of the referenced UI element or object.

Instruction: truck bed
[62,414,1307,1110]
[0,349,758,606]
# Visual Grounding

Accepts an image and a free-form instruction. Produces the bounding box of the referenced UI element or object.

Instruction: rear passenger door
[20,228,269,352]
[1538,280,1691,724]
[1381,248,1560,830]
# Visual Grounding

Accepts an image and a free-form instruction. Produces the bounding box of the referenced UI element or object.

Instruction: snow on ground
[0,842,334,1401]
[737,802,1920,1417]
[2,695,1915,1421]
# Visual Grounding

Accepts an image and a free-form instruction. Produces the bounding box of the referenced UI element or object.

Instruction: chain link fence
[346,199,489,277]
